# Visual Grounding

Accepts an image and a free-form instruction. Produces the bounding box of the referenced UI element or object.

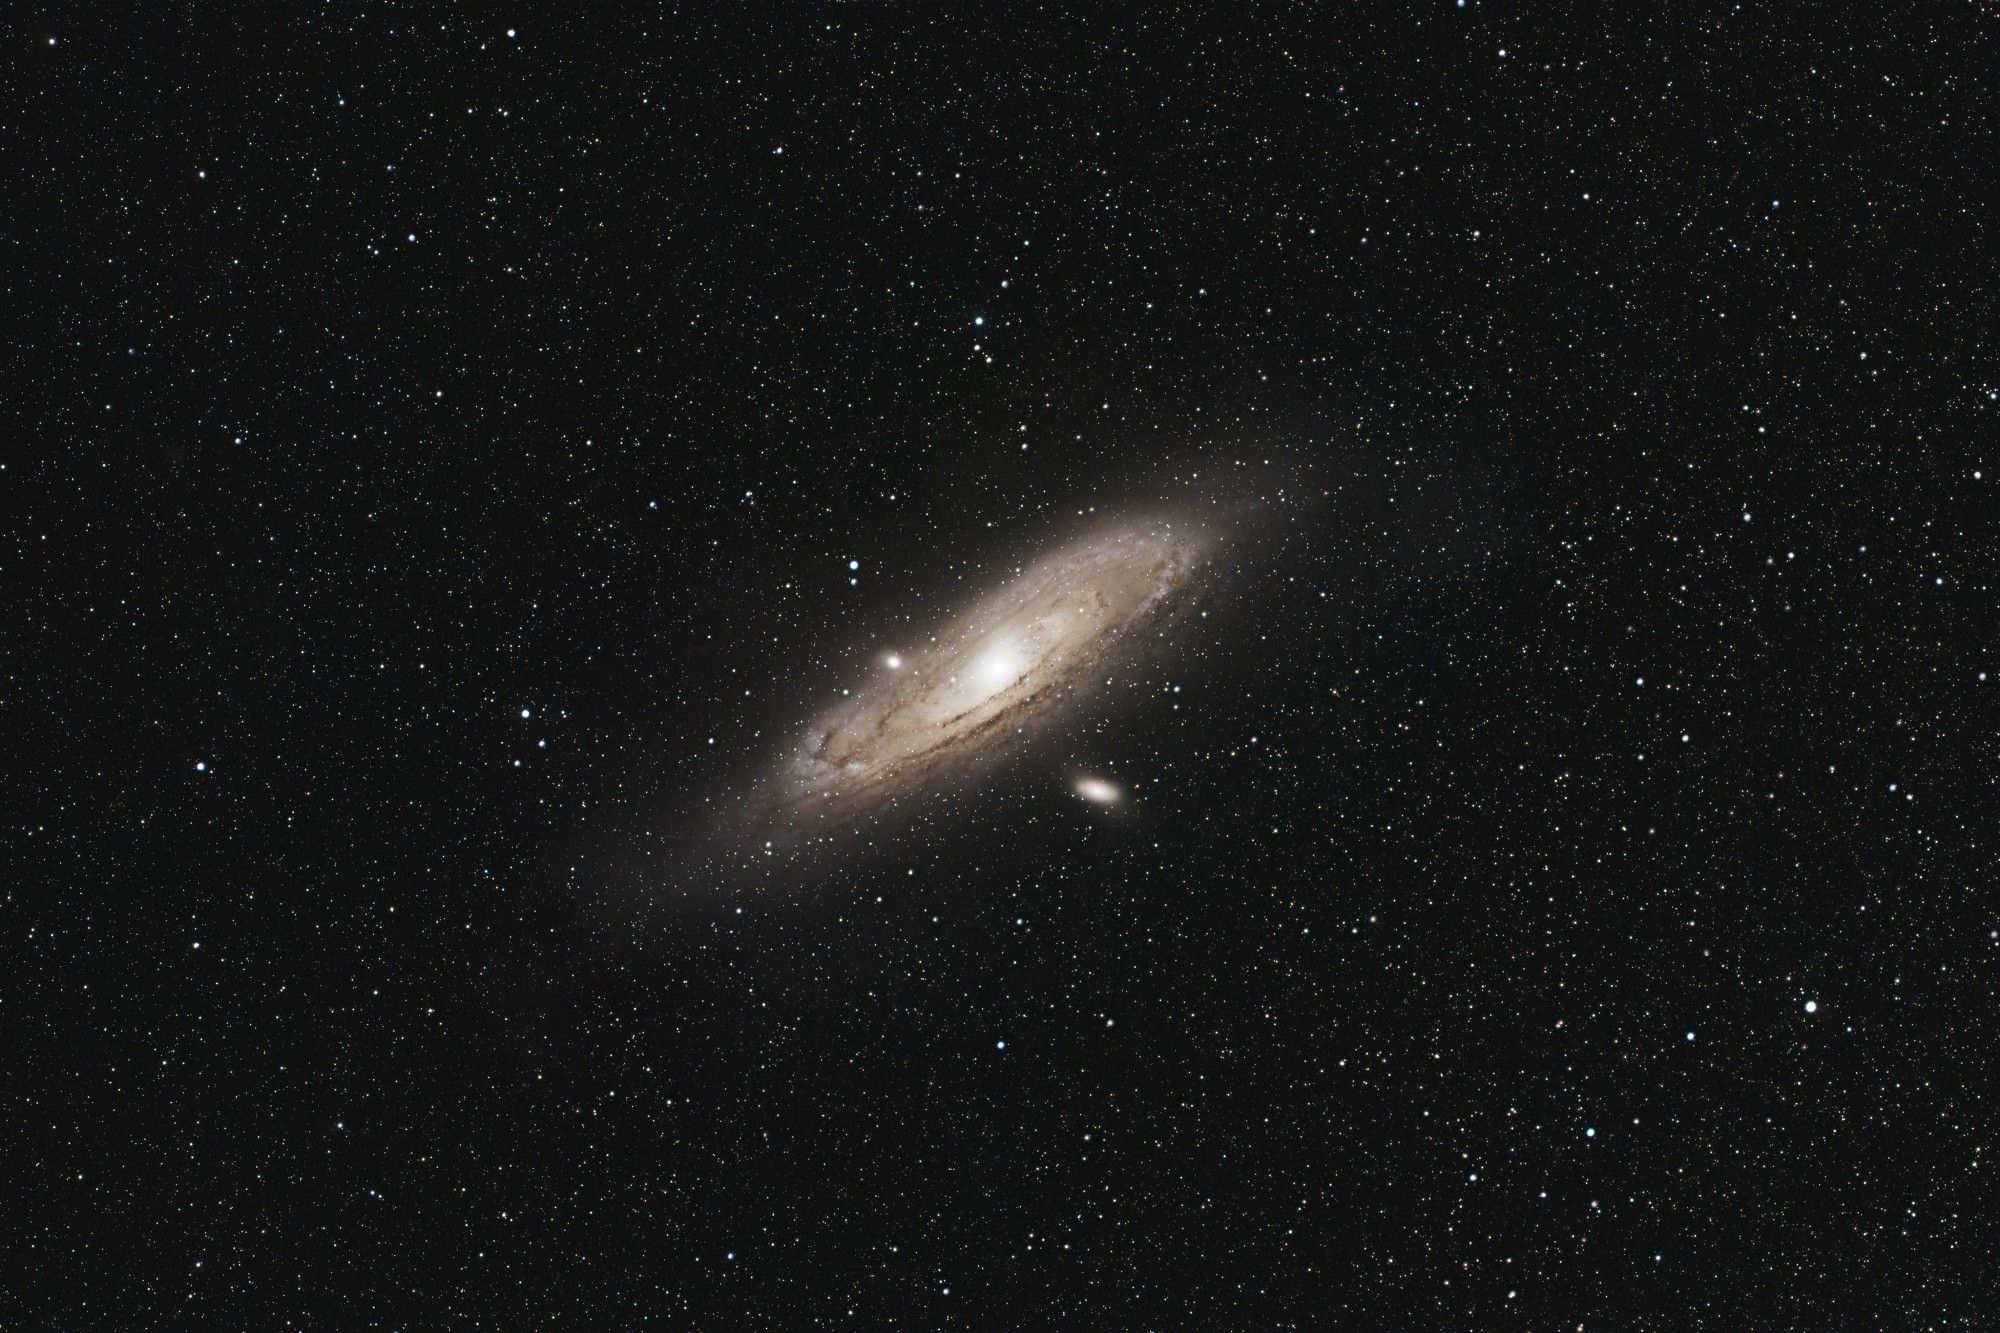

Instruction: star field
[13,7,1997,1327]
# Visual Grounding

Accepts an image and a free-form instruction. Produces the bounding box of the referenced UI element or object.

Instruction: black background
[13,5,1996,1327]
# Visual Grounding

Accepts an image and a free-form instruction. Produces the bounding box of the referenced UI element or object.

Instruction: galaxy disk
[759,519,1210,833]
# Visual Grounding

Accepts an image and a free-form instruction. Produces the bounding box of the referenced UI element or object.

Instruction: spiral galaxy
[761,518,1210,833]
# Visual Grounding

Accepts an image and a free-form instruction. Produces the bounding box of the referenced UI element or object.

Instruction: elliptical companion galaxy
[759,518,1210,833]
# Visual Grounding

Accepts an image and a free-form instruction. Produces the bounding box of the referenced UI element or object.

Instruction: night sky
[16,7,1997,1327]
